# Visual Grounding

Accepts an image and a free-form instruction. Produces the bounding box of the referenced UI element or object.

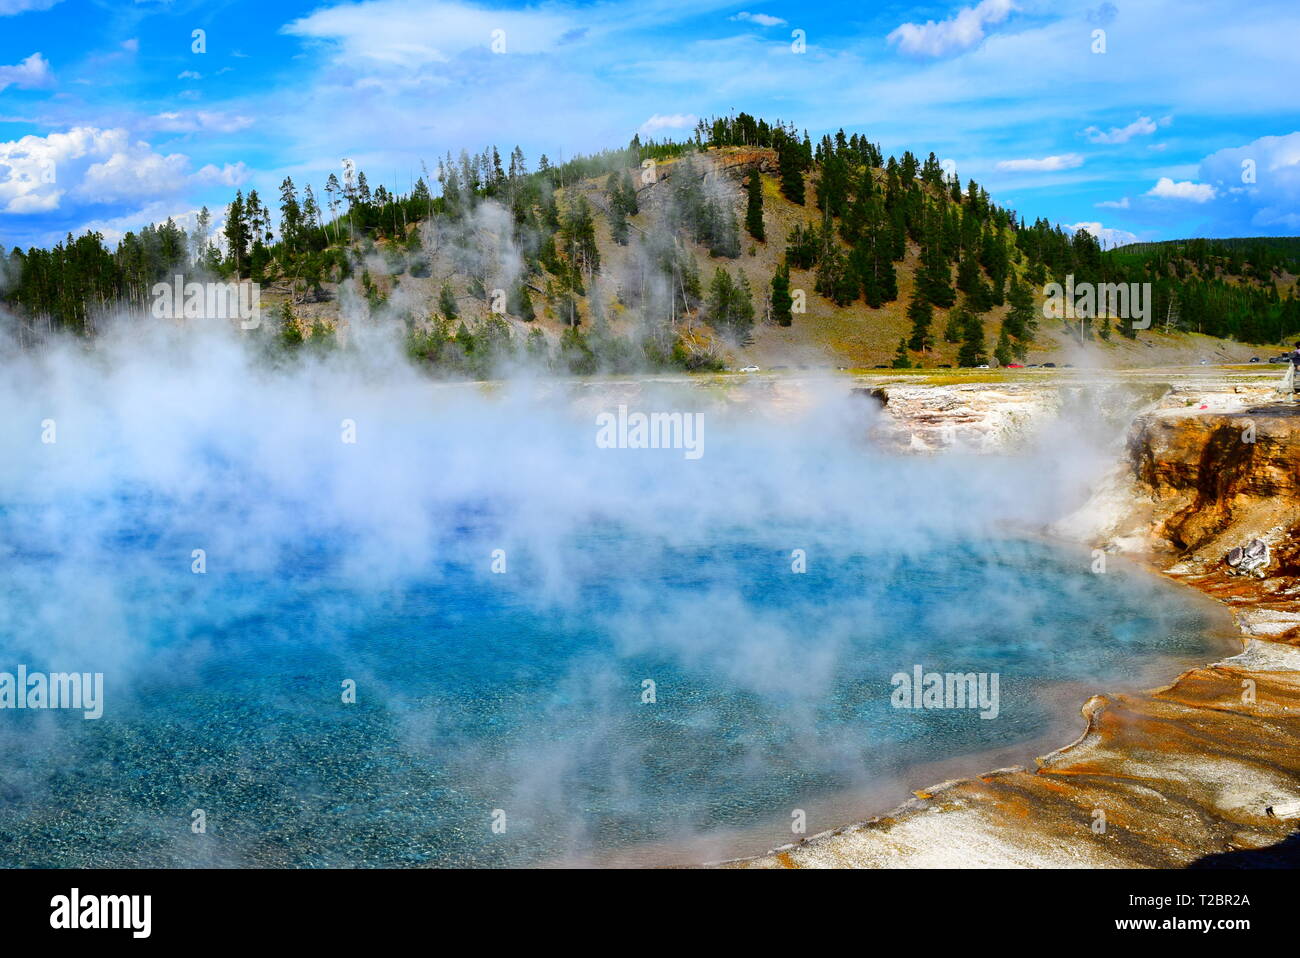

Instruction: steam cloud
[0,318,1216,866]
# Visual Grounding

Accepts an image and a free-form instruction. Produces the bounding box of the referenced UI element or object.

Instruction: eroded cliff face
[726,384,1300,869]
[1070,396,1300,645]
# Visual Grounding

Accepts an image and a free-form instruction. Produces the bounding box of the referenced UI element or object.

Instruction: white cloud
[1198,131,1300,228]
[121,38,139,54]
[149,111,255,134]
[192,162,250,188]
[1147,176,1216,202]
[638,113,698,135]
[7,189,60,214]
[78,146,190,204]
[177,70,203,80]
[0,127,235,216]
[1096,196,1130,209]
[731,11,786,27]
[0,0,62,14]
[0,52,54,92]
[282,0,578,66]
[1082,115,1170,144]
[887,0,1016,58]
[1068,221,1138,248]
[995,153,1084,172]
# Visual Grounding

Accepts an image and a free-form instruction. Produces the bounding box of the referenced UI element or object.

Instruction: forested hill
[1099,237,1300,343]
[3,112,1298,372]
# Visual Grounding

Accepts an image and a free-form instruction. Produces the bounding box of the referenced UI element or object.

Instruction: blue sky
[1,0,1298,250]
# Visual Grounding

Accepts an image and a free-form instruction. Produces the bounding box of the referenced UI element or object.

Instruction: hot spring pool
[0,519,1228,868]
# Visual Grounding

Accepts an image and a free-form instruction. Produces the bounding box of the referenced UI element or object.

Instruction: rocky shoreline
[722,376,1300,868]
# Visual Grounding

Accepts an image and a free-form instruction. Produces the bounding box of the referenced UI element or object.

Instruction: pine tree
[302,185,320,233]
[891,338,912,369]
[224,191,248,276]
[190,206,211,266]
[607,169,629,244]
[956,249,983,299]
[841,166,875,244]
[815,151,849,220]
[706,267,755,343]
[785,222,819,270]
[854,239,880,307]
[620,170,639,215]
[735,271,756,332]
[956,306,988,366]
[778,141,805,205]
[994,325,1013,366]
[439,283,459,322]
[745,169,765,241]
[323,174,342,241]
[906,287,934,352]
[277,301,302,347]
[816,244,856,306]
[703,199,741,258]
[943,308,963,343]
[920,207,955,308]
[610,203,629,245]
[1005,273,1037,342]
[561,197,601,274]
[771,261,793,327]
[279,177,302,255]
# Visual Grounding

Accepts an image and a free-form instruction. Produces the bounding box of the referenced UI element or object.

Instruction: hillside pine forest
[4,112,1300,374]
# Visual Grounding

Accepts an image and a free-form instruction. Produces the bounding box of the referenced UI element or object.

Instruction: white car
[976,364,990,369]
[739,365,760,373]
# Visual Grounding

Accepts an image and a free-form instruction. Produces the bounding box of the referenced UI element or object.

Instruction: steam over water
[0,324,1223,867]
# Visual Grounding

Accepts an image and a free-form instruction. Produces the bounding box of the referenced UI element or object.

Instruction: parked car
[1249,357,1261,363]
[1269,355,1289,363]
[739,365,760,373]
[1041,362,1057,368]
[1006,363,1024,368]
[937,363,952,368]
[976,364,990,369]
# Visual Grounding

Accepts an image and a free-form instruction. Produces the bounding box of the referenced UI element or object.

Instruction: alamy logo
[151,275,261,329]
[890,665,1000,719]
[50,889,151,938]
[1042,274,1151,329]
[595,405,704,460]
[0,666,103,719]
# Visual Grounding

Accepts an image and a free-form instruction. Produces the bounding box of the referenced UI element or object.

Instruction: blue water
[0,509,1224,867]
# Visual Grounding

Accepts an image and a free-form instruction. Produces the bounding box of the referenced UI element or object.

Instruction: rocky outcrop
[862,379,1168,452]
[862,382,1060,451]
[1069,398,1300,644]
[1129,403,1300,553]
